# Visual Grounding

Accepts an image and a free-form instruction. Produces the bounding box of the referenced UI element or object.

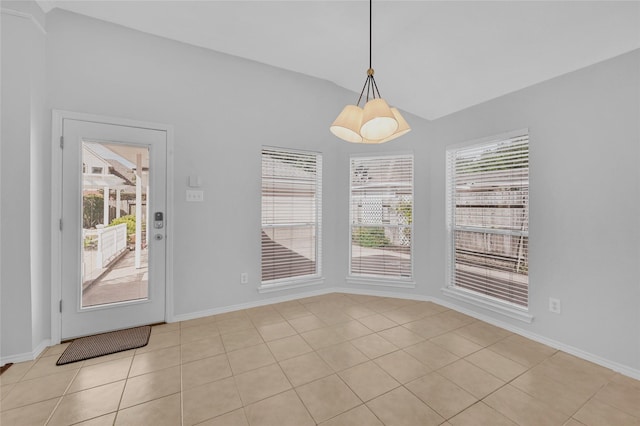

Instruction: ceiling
[37,1,640,121]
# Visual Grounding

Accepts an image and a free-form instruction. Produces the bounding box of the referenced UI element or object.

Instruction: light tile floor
[1,293,639,425]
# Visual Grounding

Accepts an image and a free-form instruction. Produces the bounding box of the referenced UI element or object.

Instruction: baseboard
[161,285,640,381]
[0,339,51,366]
[335,287,640,381]
[428,295,640,381]
[171,287,341,323]
[335,286,430,302]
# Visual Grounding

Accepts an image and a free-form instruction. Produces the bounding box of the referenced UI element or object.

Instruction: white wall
[0,1,49,361]
[337,49,640,373]
[2,4,638,377]
[442,49,639,372]
[28,4,50,355]
[45,9,348,318]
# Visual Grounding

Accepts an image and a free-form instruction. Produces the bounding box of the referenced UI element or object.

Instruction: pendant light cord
[357,0,381,106]
[369,0,372,70]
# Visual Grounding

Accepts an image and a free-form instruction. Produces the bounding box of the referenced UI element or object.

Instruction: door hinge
[59,218,63,231]
[59,136,64,149]
[59,300,62,313]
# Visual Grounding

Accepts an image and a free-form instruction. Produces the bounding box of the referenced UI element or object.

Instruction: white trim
[345,276,416,289]
[0,7,46,35]
[332,287,639,380]
[165,126,175,323]
[262,145,322,157]
[348,150,415,161]
[441,286,533,323]
[35,0,55,14]
[50,110,175,343]
[446,128,529,151]
[172,287,339,323]
[51,111,63,345]
[429,293,639,380]
[76,297,150,313]
[0,339,50,365]
[348,152,415,280]
[445,129,530,311]
[335,286,427,301]
[258,278,325,294]
[260,147,323,288]
[173,282,640,380]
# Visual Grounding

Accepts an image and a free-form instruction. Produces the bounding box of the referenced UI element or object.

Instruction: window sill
[258,277,325,294]
[346,276,416,289]
[441,286,534,323]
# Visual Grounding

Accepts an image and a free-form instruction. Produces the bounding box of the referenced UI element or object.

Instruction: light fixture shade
[360,98,398,141]
[330,105,364,143]
[378,108,411,143]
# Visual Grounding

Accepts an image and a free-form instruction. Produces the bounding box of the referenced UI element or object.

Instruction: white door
[60,118,167,339]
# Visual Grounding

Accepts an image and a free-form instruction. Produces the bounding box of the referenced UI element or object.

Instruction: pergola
[83,144,149,270]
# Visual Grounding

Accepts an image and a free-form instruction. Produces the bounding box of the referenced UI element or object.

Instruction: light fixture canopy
[330,0,410,143]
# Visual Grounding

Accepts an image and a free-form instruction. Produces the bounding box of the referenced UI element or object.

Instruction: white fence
[96,223,128,268]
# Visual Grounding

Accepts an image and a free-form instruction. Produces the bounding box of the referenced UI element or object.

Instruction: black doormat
[56,326,151,365]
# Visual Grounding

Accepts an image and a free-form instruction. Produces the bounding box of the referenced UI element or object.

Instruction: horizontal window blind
[448,134,529,307]
[262,148,322,284]
[350,154,413,279]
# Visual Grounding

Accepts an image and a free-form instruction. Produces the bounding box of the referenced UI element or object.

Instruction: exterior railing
[96,223,127,268]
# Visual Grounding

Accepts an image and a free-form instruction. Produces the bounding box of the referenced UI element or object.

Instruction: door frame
[51,110,175,344]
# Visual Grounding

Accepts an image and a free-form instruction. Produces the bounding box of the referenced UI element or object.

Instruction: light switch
[188,175,202,188]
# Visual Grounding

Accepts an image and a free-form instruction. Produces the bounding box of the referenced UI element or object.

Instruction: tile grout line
[110,351,136,425]
[43,366,82,425]
[472,348,574,426]
[9,294,640,425]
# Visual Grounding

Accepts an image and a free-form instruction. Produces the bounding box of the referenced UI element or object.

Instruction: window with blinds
[350,154,413,280]
[261,148,322,286]
[447,134,529,308]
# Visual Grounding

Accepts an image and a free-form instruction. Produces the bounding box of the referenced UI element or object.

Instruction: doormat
[56,325,151,365]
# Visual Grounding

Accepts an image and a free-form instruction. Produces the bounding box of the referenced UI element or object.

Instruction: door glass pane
[81,141,149,308]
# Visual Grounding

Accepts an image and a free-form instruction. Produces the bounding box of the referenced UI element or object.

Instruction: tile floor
[1,293,639,425]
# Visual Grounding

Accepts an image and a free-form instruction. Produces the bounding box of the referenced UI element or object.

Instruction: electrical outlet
[240,272,248,284]
[186,190,204,202]
[549,297,561,314]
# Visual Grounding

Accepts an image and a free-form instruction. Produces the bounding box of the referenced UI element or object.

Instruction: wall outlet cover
[549,297,562,314]
[186,190,204,202]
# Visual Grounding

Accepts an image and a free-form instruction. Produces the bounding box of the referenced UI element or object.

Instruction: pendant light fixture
[330,0,410,143]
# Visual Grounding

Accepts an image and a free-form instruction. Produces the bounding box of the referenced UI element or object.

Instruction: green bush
[83,235,98,249]
[395,201,412,225]
[83,194,103,229]
[353,227,390,248]
[109,215,137,235]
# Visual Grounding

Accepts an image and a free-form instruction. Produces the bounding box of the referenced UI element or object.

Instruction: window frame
[443,130,533,323]
[347,152,415,288]
[259,146,323,293]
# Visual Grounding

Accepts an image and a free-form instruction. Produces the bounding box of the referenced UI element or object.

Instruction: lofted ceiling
[37,1,640,121]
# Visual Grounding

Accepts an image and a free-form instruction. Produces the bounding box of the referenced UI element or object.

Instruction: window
[445,132,529,316]
[261,147,322,289]
[91,166,103,174]
[349,154,413,283]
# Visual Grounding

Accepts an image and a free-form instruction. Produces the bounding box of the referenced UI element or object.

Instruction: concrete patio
[82,249,148,307]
